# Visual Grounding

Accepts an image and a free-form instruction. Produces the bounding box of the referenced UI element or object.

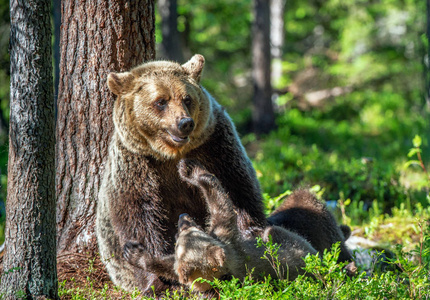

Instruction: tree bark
[1,0,57,298]
[252,0,276,134]
[158,0,184,62]
[53,0,61,119]
[56,0,155,255]
[270,0,286,86]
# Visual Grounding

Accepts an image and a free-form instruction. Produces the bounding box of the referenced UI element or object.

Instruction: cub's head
[174,213,231,292]
[107,54,213,159]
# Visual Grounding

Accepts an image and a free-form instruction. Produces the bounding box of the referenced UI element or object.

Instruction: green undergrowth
[247,94,429,221]
[57,215,430,299]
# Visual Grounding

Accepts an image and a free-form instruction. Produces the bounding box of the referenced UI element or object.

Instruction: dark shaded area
[158,0,184,62]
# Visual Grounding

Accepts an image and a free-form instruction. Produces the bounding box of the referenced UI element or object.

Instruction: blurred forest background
[0,0,429,246]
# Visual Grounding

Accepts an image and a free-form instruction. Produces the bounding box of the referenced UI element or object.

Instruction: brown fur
[96,55,267,295]
[268,189,353,263]
[124,160,317,292]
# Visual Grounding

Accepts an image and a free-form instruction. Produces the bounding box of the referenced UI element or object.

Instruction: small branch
[416,151,430,184]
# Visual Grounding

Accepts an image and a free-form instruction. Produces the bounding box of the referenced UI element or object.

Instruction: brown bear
[267,189,354,264]
[123,159,317,292]
[96,55,267,295]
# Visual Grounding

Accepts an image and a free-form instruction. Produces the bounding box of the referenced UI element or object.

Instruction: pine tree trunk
[158,0,184,62]
[252,0,275,134]
[56,0,155,255]
[1,0,58,298]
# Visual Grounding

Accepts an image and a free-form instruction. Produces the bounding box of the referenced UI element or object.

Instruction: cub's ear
[107,72,134,96]
[207,245,226,267]
[339,224,352,240]
[182,54,205,82]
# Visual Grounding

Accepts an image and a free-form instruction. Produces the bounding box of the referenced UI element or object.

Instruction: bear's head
[174,213,231,292]
[107,55,214,159]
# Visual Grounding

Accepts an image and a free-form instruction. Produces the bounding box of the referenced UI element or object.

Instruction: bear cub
[124,159,317,292]
[268,189,355,273]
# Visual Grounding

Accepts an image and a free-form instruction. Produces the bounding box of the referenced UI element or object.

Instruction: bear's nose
[177,118,195,136]
[178,213,194,232]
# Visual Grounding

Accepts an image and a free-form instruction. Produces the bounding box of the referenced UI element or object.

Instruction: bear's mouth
[167,130,189,145]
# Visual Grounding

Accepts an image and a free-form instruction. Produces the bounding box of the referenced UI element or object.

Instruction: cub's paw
[123,241,147,268]
[178,158,212,185]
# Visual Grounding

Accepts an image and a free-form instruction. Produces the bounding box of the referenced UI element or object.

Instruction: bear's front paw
[123,241,146,268]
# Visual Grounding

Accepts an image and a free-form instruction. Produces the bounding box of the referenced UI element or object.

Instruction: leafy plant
[256,235,286,280]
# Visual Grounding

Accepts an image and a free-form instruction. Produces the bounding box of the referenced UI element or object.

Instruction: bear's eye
[183,95,192,108]
[155,98,168,110]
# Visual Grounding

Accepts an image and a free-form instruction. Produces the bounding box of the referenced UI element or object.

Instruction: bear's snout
[178,213,197,232]
[177,118,195,136]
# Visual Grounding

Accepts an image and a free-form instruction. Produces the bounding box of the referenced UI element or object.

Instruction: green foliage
[391,239,430,299]
[405,135,430,189]
[256,235,285,280]
[176,0,253,120]
[154,235,429,299]
[250,101,428,219]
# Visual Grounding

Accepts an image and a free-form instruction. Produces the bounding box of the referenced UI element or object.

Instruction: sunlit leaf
[404,160,421,169]
[413,135,422,148]
[407,148,421,158]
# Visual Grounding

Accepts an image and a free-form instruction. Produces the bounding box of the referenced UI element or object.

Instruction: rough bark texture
[53,0,61,118]
[252,0,275,134]
[56,0,155,255]
[270,0,286,86]
[158,0,184,62]
[1,0,58,298]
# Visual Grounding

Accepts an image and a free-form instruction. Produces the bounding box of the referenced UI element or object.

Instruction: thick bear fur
[123,159,317,292]
[96,55,267,294]
[268,189,353,264]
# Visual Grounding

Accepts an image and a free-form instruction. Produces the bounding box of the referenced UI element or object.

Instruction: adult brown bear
[96,55,267,295]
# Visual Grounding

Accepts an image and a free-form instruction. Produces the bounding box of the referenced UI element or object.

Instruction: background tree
[252,0,276,134]
[158,0,184,62]
[427,0,430,109]
[1,0,57,298]
[0,0,9,143]
[270,0,286,87]
[56,0,155,256]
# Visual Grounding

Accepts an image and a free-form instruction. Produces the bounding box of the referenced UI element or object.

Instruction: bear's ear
[206,245,226,267]
[339,224,351,240]
[182,54,205,82]
[107,72,135,96]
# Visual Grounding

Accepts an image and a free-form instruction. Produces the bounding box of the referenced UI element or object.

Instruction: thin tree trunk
[427,0,430,109]
[270,0,286,86]
[1,0,57,298]
[56,0,155,255]
[252,0,276,134]
[158,0,184,62]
